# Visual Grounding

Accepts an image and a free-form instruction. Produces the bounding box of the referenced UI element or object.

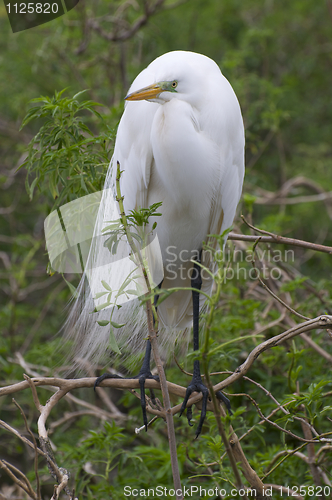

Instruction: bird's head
[124,51,221,106]
[125,80,179,103]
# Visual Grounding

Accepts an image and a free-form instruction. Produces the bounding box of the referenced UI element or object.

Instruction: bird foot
[94,370,159,432]
[179,372,232,437]
[134,369,160,431]
[179,377,209,438]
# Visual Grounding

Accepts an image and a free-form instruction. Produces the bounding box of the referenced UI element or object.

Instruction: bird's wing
[208,141,244,241]
[208,75,245,237]
[201,75,245,278]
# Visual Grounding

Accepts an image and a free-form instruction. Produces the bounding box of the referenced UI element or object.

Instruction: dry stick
[267,450,309,469]
[0,419,51,460]
[12,399,41,500]
[0,376,173,397]
[171,315,332,425]
[248,237,332,360]
[88,0,167,42]
[75,359,124,416]
[229,217,332,254]
[0,317,330,472]
[2,315,332,414]
[0,418,79,499]
[207,380,325,471]
[205,397,319,469]
[316,445,332,464]
[240,377,321,440]
[213,315,332,396]
[0,460,37,500]
[230,391,320,444]
[250,237,310,321]
[115,162,183,500]
[51,473,71,500]
[262,431,332,481]
[24,375,72,495]
[227,425,273,500]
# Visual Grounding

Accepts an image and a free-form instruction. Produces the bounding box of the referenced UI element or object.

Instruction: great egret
[67,50,245,437]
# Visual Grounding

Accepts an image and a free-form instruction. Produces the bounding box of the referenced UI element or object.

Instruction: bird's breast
[150,100,220,211]
[147,99,221,268]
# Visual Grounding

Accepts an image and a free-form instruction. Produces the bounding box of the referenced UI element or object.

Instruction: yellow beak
[125,83,164,101]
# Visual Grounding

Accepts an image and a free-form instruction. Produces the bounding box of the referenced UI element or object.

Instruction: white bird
[67,50,245,436]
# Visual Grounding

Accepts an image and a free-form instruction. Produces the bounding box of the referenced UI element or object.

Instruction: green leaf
[29,176,39,199]
[94,302,110,312]
[94,291,108,299]
[62,275,78,298]
[101,280,112,291]
[110,321,125,329]
[73,89,89,100]
[97,320,109,327]
[109,326,121,354]
[124,289,139,296]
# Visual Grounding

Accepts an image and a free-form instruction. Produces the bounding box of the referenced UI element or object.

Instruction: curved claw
[94,373,122,391]
[186,407,193,426]
[135,372,160,432]
[216,390,232,415]
[179,386,194,417]
[179,381,210,437]
[149,388,156,405]
[195,385,209,438]
[139,376,148,431]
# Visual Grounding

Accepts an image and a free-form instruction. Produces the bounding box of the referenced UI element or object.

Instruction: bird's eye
[171,81,178,88]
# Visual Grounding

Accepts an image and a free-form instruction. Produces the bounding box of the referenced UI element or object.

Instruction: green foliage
[280,276,308,293]
[127,202,163,228]
[19,89,113,208]
[102,201,162,255]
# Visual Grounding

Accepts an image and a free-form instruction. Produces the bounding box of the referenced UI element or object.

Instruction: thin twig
[262,432,332,480]
[0,460,37,499]
[25,375,72,492]
[115,162,183,499]
[12,399,41,500]
[213,315,332,397]
[231,218,332,254]
[0,419,51,460]
[250,237,310,320]
[88,0,166,42]
[230,391,320,444]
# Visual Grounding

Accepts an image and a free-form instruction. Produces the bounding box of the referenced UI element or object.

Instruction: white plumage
[65,50,244,371]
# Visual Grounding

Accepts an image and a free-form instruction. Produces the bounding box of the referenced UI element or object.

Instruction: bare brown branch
[229,219,332,254]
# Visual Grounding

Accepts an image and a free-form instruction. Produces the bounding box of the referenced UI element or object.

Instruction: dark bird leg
[94,284,162,431]
[179,258,231,437]
[134,338,160,431]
